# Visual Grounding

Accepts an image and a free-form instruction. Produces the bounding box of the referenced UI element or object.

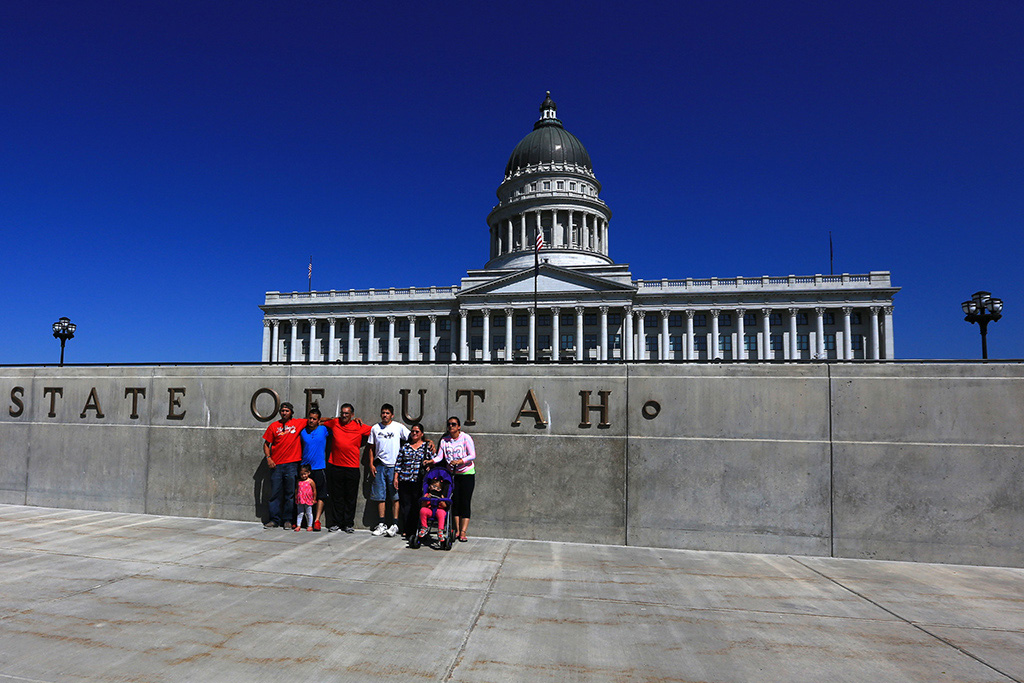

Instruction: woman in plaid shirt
[393,423,435,541]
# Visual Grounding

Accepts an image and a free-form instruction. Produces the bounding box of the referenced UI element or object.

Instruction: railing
[635,272,892,291]
[266,285,460,303]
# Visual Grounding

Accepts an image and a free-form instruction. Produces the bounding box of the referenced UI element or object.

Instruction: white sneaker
[371,523,387,536]
[386,524,399,537]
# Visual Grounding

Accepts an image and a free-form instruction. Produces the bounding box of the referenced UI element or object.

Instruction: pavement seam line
[442,538,513,682]
[789,557,1023,683]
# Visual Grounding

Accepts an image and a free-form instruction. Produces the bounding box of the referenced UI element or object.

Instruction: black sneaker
[343,527,355,534]
[327,525,340,532]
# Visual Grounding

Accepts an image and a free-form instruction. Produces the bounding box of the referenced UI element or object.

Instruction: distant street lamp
[52,317,77,366]
[961,291,1002,359]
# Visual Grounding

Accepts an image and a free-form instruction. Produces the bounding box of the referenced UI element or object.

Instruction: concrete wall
[1,362,1021,567]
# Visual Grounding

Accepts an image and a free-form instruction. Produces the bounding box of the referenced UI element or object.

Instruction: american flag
[536,232,544,251]
[308,258,312,279]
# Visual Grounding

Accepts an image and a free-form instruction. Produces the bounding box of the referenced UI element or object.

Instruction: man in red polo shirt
[262,402,306,529]
[321,402,372,532]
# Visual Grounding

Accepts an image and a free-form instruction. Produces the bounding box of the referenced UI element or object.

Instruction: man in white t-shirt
[368,403,410,537]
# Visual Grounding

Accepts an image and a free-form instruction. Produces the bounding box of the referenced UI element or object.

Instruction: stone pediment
[459,264,635,299]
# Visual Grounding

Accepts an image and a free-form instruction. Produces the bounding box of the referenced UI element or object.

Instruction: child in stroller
[412,465,454,550]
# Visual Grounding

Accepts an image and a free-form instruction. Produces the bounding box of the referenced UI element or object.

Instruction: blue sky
[2,1,1021,363]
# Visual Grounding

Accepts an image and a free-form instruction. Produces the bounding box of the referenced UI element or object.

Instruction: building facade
[261,93,899,364]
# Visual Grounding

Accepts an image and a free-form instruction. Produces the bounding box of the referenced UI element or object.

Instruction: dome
[504,93,593,177]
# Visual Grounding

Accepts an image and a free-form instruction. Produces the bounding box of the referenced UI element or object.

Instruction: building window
[797,312,808,325]
[719,336,732,352]
[538,314,551,327]
[824,312,835,325]
[645,336,658,351]
[851,312,862,325]
[608,313,622,326]
[530,182,537,191]
[584,334,598,349]
[585,313,597,326]
[396,319,408,332]
[438,338,450,354]
[769,313,782,326]
[398,340,408,353]
[493,335,505,350]
[440,319,451,331]
[720,313,732,326]
[514,335,529,350]
[694,314,707,327]
[561,313,575,326]
[770,335,783,350]
[569,182,576,191]
[824,334,836,351]
[418,319,430,332]
[358,321,369,333]
[669,314,682,327]
[610,334,622,349]
[797,334,810,351]
[470,336,483,350]
[493,316,506,328]
[744,334,757,351]
[669,335,682,351]
[543,181,550,190]
[301,322,309,334]
[471,316,483,328]
[357,340,367,353]
[693,337,707,351]
[539,334,551,349]
[560,333,574,350]
[419,339,429,354]
[557,181,564,189]
[851,335,863,350]
[645,314,658,328]
[515,315,527,327]
[744,313,756,326]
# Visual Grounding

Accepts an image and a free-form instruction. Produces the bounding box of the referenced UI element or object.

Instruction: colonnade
[490,208,608,258]
[261,305,893,363]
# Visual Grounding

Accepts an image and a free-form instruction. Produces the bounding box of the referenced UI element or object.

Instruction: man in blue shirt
[300,407,330,531]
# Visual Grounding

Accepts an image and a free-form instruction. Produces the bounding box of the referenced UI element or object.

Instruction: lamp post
[961,291,1002,359]
[52,317,77,366]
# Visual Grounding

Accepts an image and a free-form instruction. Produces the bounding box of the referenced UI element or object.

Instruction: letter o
[641,400,661,420]
[250,388,280,422]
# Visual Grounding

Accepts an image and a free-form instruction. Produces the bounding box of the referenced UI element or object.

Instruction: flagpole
[534,227,539,362]
[828,233,834,276]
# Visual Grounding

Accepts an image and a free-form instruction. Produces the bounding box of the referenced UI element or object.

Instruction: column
[599,306,609,361]
[346,317,356,363]
[812,307,824,359]
[761,309,771,360]
[869,307,880,360]
[459,310,469,362]
[788,308,799,360]
[636,310,647,360]
[367,316,376,362]
[883,306,895,359]
[482,309,491,362]
[407,315,417,362]
[506,219,513,255]
[327,317,337,362]
[736,309,746,360]
[428,315,437,362]
[842,307,853,360]
[623,306,633,361]
[504,308,514,362]
[520,214,527,250]
[710,310,720,360]
[527,307,536,362]
[270,319,280,362]
[660,310,670,360]
[288,319,298,363]
[575,306,584,361]
[262,320,272,362]
[685,310,695,361]
[551,307,561,362]
[308,318,318,363]
[384,316,394,362]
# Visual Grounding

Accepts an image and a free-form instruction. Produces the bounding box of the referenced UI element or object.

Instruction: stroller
[410,464,454,550]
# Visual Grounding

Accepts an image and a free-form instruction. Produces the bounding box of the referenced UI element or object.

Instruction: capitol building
[260,94,898,364]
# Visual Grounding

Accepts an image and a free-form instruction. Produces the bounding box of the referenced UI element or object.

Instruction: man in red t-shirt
[321,402,372,532]
[262,402,307,529]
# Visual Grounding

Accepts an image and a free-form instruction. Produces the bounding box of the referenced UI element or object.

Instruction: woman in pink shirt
[430,415,476,542]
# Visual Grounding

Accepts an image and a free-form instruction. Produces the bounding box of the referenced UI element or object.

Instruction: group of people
[261,401,477,544]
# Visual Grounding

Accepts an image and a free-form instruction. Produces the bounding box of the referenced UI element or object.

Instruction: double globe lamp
[961,291,1002,359]
[51,316,77,366]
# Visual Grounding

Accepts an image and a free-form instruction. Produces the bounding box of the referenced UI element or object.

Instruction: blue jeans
[268,461,298,525]
[370,464,398,502]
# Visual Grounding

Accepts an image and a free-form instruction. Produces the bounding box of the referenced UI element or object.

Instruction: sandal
[458,535,468,542]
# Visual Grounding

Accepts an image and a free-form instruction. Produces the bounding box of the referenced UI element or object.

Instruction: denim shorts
[370,464,398,502]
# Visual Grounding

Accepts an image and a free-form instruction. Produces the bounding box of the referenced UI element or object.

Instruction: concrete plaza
[0,504,1021,682]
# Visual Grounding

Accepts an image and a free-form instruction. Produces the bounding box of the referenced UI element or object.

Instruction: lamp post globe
[51,317,77,366]
[961,291,1002,359]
